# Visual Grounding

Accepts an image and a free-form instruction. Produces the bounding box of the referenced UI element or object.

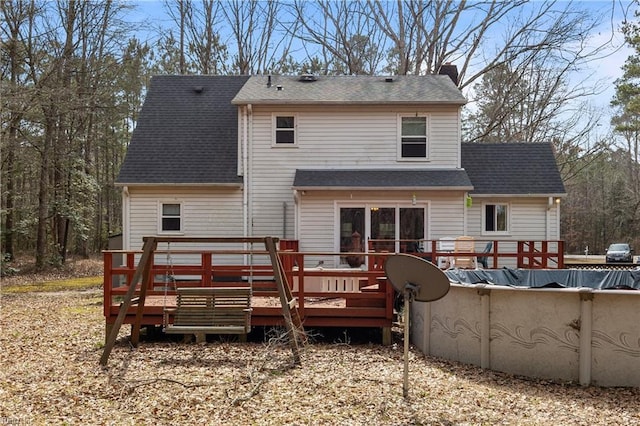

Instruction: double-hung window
[273,114,296,145]
[399,114,428,159]
[484,203,509,234]
[160,203,182,233]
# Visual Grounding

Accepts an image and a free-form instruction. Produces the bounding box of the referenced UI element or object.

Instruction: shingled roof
[293,169,472,190]
[232,75,466,105]
[117,76,564,197]
[461,142,566,196]
[116,75,249,185]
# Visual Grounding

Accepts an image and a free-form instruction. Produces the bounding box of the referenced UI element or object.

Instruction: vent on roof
[299,74,317,82]
[193,86,204,93]
[385,77,394,83]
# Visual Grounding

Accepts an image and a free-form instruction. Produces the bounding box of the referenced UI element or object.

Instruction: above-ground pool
[411,269,640,387]
[444,268,640,290]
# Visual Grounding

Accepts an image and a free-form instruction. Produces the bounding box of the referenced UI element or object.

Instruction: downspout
[282,202,287,238]
[556,199,561,240]
[546,196,552,240]
[293,190,300,240]
[122,186,130,250]
[457,107,462,168]
[244,104,252,238]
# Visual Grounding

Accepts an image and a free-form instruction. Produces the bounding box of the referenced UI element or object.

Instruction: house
[116,72,565,268]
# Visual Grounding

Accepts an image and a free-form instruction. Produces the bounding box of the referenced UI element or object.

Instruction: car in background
[605,243,633,263]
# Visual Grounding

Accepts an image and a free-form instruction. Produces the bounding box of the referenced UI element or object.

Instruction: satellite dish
[384,254,451,399]
[384,254,450,302]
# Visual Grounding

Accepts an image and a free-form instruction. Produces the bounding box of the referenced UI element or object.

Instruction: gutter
[291,185,474,191]
[114,182,243,187]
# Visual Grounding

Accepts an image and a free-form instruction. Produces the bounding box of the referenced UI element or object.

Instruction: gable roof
[116,75,250,185]
[461,142,566,196]
[293,169,472,190]
[117,75,564,197]
[232,75,466,105]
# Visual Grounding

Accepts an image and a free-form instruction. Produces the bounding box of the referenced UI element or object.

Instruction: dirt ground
[1,258,639,425]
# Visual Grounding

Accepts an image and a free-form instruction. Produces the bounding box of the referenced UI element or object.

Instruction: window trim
[397,113,429,161]
[158,201,184,234]
[481,202,510,235]
[272,113,298,147]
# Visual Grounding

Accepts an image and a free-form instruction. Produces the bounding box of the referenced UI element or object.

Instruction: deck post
[105,322,114,346]
[131,238,159,346]
[100,237,157,366]
[103,252,113,319]
[202,252,212,287]
[265,236,304,365]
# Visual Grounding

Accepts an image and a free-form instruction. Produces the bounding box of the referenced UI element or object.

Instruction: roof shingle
[461,142,566,195]
[117,75,249,185]
[293,169,473,190]
[232,75,466,105]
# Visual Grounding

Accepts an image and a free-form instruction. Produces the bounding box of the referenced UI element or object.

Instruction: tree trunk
[35,117,53,270]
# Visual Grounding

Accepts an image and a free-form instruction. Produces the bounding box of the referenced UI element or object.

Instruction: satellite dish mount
[384,254,451,398]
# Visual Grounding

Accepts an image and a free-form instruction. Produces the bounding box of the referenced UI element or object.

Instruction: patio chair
[477,242,493,269]
[437,237,456,269]
[453,236,477,269]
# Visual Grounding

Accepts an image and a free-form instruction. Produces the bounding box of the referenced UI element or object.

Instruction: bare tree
[368,0,611,89]
[464,55,604,146]
[1,0,39,260]
[291,0,387,75]
[220,0,296,75]
[162,0,226,74]
[1,0,139,267]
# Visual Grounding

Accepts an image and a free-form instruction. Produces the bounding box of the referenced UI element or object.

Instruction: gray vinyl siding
[294,190,466,267]
[464,197,551,241]
[125,187,244,263]
[248,105,462,240]
[465,197,560,268]
[429,193,466,239]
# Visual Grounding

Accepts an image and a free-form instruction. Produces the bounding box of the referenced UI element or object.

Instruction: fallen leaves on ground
[1,289,639,425]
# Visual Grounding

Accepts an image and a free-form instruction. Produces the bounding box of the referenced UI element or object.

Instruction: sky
[573,1,635,114]
[124,0,636,120]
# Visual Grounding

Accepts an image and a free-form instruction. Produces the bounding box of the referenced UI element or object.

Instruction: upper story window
[160,203,182,233]
[399,114,428,159]
[484,203,509,234]
[273,114,296,146]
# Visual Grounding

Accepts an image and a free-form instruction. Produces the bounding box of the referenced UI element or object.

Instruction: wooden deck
[103,238,564,345]
[103,250,395,343]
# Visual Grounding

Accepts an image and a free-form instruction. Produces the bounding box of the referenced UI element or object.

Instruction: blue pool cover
[444,268,640,290]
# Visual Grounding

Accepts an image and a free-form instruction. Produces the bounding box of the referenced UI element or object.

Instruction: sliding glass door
[339,205,425,256]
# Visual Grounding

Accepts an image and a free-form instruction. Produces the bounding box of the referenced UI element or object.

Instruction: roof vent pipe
[267,75,272,88]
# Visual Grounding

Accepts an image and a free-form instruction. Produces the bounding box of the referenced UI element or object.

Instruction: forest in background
[2,0,640,270]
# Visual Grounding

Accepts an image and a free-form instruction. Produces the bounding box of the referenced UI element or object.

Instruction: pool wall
[411,284,640,387]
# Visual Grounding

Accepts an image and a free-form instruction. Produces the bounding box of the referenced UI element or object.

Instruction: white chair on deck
[453,236,477,269]
[437,237,456,269]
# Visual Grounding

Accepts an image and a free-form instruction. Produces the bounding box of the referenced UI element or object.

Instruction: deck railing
[102,239,564,341]
[366,239,564,269]
[103,249,396,334]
